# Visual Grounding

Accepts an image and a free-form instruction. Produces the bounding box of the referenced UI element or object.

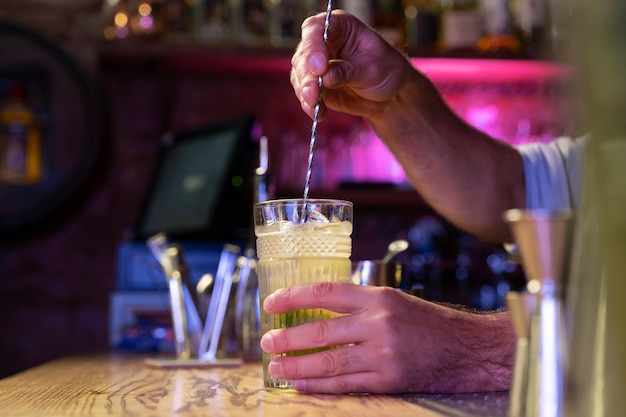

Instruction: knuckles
[311,281,335,299]
[312,318,331,344]
[320,351,340,375]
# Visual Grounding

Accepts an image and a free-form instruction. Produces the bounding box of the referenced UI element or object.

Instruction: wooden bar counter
[0,355,509,417]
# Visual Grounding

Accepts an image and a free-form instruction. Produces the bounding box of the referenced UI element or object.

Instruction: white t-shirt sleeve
[516,136,587,210]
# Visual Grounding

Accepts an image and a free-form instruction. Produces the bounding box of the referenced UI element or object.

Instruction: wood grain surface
[0,355,445,417]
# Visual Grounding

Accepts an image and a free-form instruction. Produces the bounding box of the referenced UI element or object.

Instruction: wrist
[442,308,515,392]
[367,67,444,132]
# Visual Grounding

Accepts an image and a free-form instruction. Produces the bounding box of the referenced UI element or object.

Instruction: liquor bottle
[372,0,406,46]
[403,0,440,47]
[265,0,318,47]
[477,0,521,53]
[510,0,549,55]
[196,0,260,44]
[198,0,233,41]
[341,0,374,25]
[0,82,42,184]
[439,0,482,51]
[236,0,268,45]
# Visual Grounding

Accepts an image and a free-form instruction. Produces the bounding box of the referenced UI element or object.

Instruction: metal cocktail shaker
[504,209,573,417]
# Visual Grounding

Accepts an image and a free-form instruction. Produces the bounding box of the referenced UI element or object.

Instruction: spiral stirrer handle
[303,0,333,206]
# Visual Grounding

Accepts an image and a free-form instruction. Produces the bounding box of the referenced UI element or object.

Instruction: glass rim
[254,198,353,208]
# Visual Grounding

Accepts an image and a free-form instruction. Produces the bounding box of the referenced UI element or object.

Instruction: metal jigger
[505,291,533,417]
[504,209,573,417]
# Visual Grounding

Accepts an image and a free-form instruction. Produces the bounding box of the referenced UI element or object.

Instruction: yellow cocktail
[254,199,353,389]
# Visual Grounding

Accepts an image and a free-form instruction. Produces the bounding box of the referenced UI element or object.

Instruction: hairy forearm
[435,306,515,392]
[403,301,516,393]
[367,69,526,242]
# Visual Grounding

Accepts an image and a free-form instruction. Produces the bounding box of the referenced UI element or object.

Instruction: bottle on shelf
[439,0,482,51]
[235,0,269,46]
[402,0,440,48]
[372,0,406,46]
[512,0,568,58]
[194,0,268,45]
[477,0,521,53]
[340,0,374,25]
[510,0,549,55]
[265,0,320,47]
[0,82,42,185]
[197,0,234,42]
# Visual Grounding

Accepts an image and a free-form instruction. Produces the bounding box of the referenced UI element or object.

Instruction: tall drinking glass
[254,198,353,389]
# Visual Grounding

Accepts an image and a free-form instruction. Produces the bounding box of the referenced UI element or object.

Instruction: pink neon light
[410,58,573,82]
[341,60,574,185]
[170,56,573,82]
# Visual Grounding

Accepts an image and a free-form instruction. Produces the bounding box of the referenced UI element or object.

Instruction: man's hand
[261,282,515,394]
[290,11,414,122]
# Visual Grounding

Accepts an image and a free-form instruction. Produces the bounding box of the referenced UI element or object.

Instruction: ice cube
[306,209,330,223]
[290,205,329,224]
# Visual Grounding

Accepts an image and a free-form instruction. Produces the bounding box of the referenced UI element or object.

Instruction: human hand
[290,11,415,122]
[260,282,515,394]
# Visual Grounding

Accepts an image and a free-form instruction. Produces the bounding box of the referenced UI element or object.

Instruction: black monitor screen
[134,114,256,241]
